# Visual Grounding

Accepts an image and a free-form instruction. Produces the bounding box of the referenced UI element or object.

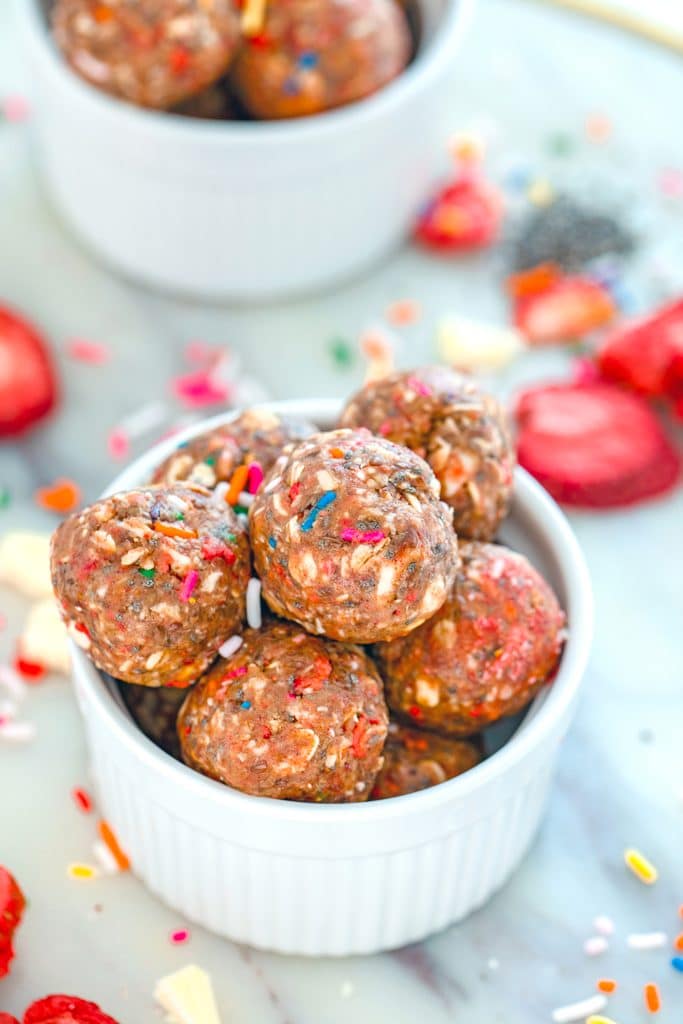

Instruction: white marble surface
[1,0,682,1020]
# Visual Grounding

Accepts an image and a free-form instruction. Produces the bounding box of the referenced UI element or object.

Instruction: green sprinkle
[175,511,185,521]
[138,568,155,579]
[234,505,249,516]
[205,456,217,466]
[329,337,354,368]
[0,488,10,510]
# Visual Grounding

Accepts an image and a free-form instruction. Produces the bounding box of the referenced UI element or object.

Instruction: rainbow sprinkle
[179,570,199,603]
[170,928,190,945]
[301,491,336,532]
[68,862,99,881]
[624,847,658,884]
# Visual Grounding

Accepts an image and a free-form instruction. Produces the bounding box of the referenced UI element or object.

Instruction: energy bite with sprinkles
[376,541,565,736]
[371,722,482,800]
[50,485,251,687]
[231,0,411,120]
[250,428,459,643]
[51,0,241,110]
[338,366,514,540]
[178,620,388,801]
[151,407,315,494]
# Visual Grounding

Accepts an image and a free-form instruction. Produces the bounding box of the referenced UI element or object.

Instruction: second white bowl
[70,399,592,955]
[18,0,474,300]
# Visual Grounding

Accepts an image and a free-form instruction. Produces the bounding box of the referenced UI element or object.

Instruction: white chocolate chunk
[154,964,221,1024]
[21,598,70,675]
[0,531,53,598]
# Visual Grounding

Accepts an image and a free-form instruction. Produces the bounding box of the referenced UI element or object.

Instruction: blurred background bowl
[17,0,474,301]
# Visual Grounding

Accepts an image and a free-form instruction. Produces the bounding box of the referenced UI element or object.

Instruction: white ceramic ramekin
[70,399,592,956]
[17,0,474,300]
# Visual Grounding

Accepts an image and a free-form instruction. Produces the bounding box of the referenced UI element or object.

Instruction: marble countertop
[1,0,682,1020]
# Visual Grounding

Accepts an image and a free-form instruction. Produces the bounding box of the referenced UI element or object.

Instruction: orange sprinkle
[329,447,345,459]
[153,521,198,540]
[97,819,131,872]
[36,478,82,515]
[644,983,661,1014]
[226,464,249,506]
[586,113,612,142]
[674,933,683,951]
[386,300,421,327]
[597,979,617,995]
[506,262,560,298]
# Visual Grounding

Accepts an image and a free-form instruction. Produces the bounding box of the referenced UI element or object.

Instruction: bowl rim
[17,0,476,146]
[71,397,593,826]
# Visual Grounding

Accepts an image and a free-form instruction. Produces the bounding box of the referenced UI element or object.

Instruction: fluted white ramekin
[70,399,592,955]
[17,0,474,300]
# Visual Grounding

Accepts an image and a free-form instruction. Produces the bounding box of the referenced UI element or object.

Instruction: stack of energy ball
[50,0,414,120]
[51,370,566,803]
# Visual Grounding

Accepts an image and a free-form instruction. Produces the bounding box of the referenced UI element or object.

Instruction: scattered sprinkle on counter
[97,820,131,872]
[170,928,190,945]
[643,982,661,1014]
[624,847,658,884]
[584,936,608,956]
[72,787,93,813]
[68,862,99,881]
[596,979,617,994]
[552,994,607,1022]
[627,931,667,950]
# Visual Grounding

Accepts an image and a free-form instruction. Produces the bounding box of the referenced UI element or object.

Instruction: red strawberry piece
[23,995,119,1024]
[0,1014,20,1024]
[0,306,58,437]
[514,276,616,345]
[0,866,26,979]
[414,174,503,252]
[515,382,681,508]
[598,298,683,397]
[663,348,683,416]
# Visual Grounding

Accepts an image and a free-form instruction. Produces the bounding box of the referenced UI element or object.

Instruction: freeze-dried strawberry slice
[0,306,58,437]
[0,1014,20,1024]
[598,298,683,397]
[23,995,119,1024]
[0,867,26,979]
[414,174,503,252]
[514,276,615,345]
[515,382,681,507]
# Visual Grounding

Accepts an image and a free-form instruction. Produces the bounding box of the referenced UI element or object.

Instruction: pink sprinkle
[3,95,30,123]
[340,527,386,544]
[107,428,130,461]
[378,420,392,437]
[179,570,199,602]
[170,928,190,945]
[407,376,432,397]
[386,299,421,326]
[172,370,230,410]
[66,339,110,365]
[247,462,264,494]
[658,167,683,198]
[225,666,247,680]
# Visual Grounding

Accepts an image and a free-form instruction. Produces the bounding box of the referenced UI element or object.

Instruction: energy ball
[371,722,482,800]
[52,0,241,110]
[339,367,515,540]
[376,541,566,736]
[250,428,459,643]
[231,0,411,120]
[151,408,314,492]
[178,620,388,801]
[51,486,251,688]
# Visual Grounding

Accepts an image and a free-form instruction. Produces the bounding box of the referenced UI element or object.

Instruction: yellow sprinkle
[527,179,554,206]
[67,862,99,880]
[624,847,658,884]
[587,1017,619,1024]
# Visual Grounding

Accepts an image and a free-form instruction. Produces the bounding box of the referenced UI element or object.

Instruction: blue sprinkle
[268,536,277,549]
[301,491,337,532]
[241,700,251,710]
[672,956,683,973]
[298,51,318,70]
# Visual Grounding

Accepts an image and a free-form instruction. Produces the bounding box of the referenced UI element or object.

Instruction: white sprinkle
[246,579,262,629]
[487,957,500,971]
[340,981,355,999]
[0,699,17,721]
[552,995,607,1023]
[0,720,36,743]
[92,838,120,875]
[237,491,255,508]
[0,664,27,701]
[583,936,608,956]
[593,915,615,936]
[627,931,668,950]
[118,400,167,438]
[219,635,243,659]
[212,482,229,505]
